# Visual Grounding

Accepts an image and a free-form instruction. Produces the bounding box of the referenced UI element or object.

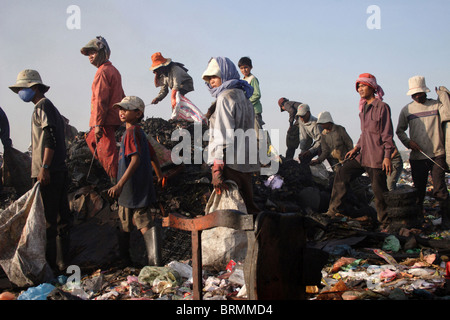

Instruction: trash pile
[1,117,450,300]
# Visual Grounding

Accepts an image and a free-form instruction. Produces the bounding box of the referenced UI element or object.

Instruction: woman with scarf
[202,57,261,215]
[81,36,125,181]
[326,73,394,231]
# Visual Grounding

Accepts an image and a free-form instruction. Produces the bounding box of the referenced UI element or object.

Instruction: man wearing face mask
[397,76,449,228]
[81,36,125,181]
[9,69,71,273]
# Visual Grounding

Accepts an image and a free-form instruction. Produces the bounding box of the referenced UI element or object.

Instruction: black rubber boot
[143,225,162,266]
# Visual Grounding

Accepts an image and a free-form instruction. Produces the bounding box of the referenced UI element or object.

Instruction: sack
[0,182,54,287]
[146,134,173,168]
[205,180,247,214]
[202,181,249,270]
[171,92,207,125]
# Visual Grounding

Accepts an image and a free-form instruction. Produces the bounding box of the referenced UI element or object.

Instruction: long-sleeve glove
[211,160,228,194]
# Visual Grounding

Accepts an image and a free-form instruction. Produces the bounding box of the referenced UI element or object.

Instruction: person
[150,52,194,108]
[108,96,164,266]
[326,73,395,230]
[386,143,403,191]
[0,107,12,194]
[81,36,125,181]
[278,98,302,160]
[310,111,353,170]
[396,76,449,228]
[238,57,264,129]
[9,69,71,272]
[296,104,322,166]
[202,56,261,215]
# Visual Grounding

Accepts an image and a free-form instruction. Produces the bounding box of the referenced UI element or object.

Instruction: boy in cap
[81,36,125,181]
[238,57,264,129]
[397,76,449,228]
[9,69,71,272]
[327,73,394,230]
[310,111,353,170]
[278,98,302,160]
[150,52,194,108]
[108,96,164,266]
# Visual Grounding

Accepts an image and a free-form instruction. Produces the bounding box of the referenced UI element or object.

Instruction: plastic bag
[171,92,207,124]
[0,182,54,287]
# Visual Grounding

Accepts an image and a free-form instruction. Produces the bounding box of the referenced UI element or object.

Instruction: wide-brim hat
[317,111,334,124]
[113,96,145,113]
[150,52,172,71]
[9,69,50,94]
[407,75,430,96]
[296,103,310,117]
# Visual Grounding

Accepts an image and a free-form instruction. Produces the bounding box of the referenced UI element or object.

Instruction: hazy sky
[1,0,449,155]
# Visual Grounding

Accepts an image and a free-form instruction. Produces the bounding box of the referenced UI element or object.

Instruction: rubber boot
[440,198,450,229]
[56,235,70,273]
[143,225,162,266]
[117,231,132,267]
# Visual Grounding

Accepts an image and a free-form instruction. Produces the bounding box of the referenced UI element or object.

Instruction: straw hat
[150,52,172,71]
[113,96,145,112]
[317,111,334,124]
[407,76,430,96]
[9,69,50,94]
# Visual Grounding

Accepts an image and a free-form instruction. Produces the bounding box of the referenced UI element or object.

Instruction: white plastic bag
[0,182,53,287]
[171,92,207,124]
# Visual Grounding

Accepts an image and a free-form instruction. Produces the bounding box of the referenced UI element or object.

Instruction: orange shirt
[89,61,125,127]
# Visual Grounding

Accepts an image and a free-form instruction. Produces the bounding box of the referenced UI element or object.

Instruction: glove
[211,160,228,194]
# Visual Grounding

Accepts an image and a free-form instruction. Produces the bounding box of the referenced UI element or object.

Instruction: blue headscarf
[206,57,254,99]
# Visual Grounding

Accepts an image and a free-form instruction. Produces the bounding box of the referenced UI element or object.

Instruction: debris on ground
[1,117,450,300]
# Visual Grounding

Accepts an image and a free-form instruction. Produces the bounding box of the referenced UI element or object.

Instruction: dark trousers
[410,155,449,209]
[328,159,389,224]
[34,171,72,270]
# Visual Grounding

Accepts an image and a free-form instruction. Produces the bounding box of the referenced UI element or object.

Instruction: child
[9,69,72,273]
[108,96,164,266]
[238,57,264,129]
[150,52,194,108]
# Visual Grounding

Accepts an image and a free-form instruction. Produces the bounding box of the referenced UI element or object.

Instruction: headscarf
[81,36,111,68]
[204,57,254,99]
[355,73,385,112]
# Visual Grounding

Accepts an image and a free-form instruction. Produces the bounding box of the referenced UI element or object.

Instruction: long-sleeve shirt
[243,74,262,114]
[283,101,302,126]
[0,107,12,148]
[89,61,125,127]
[356,99,395,169]
[154,63,194,101]
[298,115,322,156]
[207,88,260,173]
[396,98,445,160]
[316,124,353,164]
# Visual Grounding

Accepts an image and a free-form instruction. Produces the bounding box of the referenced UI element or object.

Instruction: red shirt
[89,61,125,127]
[356,99,395,169]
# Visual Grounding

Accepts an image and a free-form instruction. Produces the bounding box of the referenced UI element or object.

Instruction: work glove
[211,160,228,194]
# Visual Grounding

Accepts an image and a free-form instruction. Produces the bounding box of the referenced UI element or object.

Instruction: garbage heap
[1,117,450,300]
